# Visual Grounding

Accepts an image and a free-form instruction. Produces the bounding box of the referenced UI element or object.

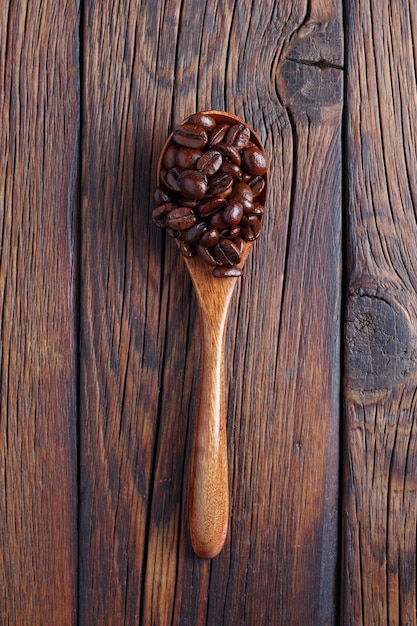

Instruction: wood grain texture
[80,0,342,624]
[343,0,417,623]
[0,1,79,624]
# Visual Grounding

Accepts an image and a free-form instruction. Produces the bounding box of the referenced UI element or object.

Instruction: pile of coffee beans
[153,112,268,277]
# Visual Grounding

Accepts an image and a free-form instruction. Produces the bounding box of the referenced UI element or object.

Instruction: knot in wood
[276,20,343,118]
[345,294,417,398]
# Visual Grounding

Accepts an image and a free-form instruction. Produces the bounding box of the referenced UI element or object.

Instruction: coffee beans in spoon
[153,111,268,277]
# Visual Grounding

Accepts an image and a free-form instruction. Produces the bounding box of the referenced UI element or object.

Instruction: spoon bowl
[156,111,268,558]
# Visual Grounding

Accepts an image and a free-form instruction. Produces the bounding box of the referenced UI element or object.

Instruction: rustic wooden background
[1,0,416,624]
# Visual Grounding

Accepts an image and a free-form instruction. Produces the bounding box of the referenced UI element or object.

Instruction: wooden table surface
[1,1,417,624]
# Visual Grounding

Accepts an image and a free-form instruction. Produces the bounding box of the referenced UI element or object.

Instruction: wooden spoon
[157,111,267,558]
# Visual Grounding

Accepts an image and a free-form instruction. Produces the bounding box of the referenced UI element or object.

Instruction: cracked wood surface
[2,0,416,624]
[343,1,417,624]
[0,1,79,623]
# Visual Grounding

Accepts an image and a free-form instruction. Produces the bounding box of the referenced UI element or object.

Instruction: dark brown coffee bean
[216,143,241,165]
[182,221,208,244]
[214,239,241,266]
[197,244,218,267]
[222,200,243,226]
[179,170,208,199]
[165,206,197,230]
[154,186,173,205]
[188,113,217,131]
[200,228,220,248]
[231,182,253,210]
[232,182,253,203]
[242,201,255,215]
[243,214,259,226]
[164,167,182,192]
[173,123,208,149]
[208,123,230,146]
[241,218,261,241]
[220,160,241,180]
[241,145,268,175]
[225,124,250,149]
[219,225,240,240]
[163,145,177,169]
[175,147,202,170]
[220,239,241,264]
[252,202,264,218]
[210,211,228,231]
[166,228,180,238]
[196,150,222,176]
[179,198,199,208]
[247,175,266,199]
[207,172,233,197]
[180,241,196,258]
[197,197,226,217]
[151,202,178,227]
[213,266,243,278]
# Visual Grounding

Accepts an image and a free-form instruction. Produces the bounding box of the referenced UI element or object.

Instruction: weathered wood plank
[343,0,417,623]
[79,1,174,623]
[0,1,79,623]
[80,0,342,623]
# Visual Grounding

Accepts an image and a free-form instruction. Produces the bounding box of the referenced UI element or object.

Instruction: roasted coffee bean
[230,182,254,211]
[179,198,199,208]
[214,239,241,266]
[210,211,228,231]
[182,221,208,244]
[232,182,253,203]
[242,201,255,215]
[196,150,222,176]
[197,197,226,217]
[188,112,217,130]
[175,147,202,170]
[197,244,218,267]
[179,170,208,199]
[216,143,241,165]
[173,123,208,149]
[241,145,268,175]
[163,145,177,169]
[200,228,220,248]
[208,123,230,146]
[152,202,178,227]
[225,124,250,149]
[154,186,173,205]
[164,167,182,192]
[241,217,261,241]
[180,241,196,258]
[243,214,260,226]
[222,200,243,226]
[165,206,197,230]
[207,172,233,198]
[220,160,241,180]
[166,227,180,238]
[220,225,240,240]
[220,238,241,265]
[213,266,243,278]
[247,175,266,199]
[252,202,264,218]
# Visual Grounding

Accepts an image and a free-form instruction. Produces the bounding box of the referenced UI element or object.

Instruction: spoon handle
[189,311,229,559]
